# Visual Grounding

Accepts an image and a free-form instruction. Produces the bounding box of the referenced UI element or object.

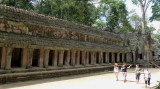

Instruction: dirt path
[0,68,159,89]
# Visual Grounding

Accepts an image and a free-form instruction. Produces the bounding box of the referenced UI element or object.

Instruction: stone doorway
[11,48,22,67]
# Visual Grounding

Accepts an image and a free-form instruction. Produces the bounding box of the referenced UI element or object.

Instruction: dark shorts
[136,74,140,80]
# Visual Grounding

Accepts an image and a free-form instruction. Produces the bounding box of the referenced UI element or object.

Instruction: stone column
[43,49,50,68]
[99,52,103,64]
[112,52,115,63]
[122,53,125,63]
[71,50,76,66]
[133,51,136,63]
[82,51,86,65]
[117,53,120,63]
[86,51,89,65]
[65,50,70,66]
[38,49,44,67]
[52,50,58,66]
[21,48,28,68]
[1,47,13,69]
[1,47,7,69]
[91,51,95,65]
[58,50,64,66]
[27,48,33,68]
[105,52,109,63]
[76,51,80,65]
[126,53,130,62]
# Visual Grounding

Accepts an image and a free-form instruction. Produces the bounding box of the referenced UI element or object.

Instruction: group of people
[113,63,151,88]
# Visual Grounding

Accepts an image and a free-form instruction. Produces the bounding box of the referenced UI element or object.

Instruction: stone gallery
[0,5,133,83]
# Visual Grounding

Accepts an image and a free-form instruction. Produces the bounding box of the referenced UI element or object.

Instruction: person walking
[135,64,141,83]
[144,69,151,88]
[121,63,132,82]
[114,63,119,81]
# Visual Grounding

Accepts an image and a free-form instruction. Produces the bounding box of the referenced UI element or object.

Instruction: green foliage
[150,0,160,21]
[129,13,141,30]
[153,34,160,39]
[145,26,156,34]
[1,0,34,10]
[34,0,98,26]
[103,0,132,32]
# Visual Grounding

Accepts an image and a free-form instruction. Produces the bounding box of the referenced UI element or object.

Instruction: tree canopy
[150,0,160,21]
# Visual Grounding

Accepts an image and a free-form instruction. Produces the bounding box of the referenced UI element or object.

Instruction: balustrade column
[86,51,89,65]
[76,51,80,65]
[27,48,33,68]
[99,52,103,64]
[82,51,86,65]
[112,52,115,63]
[71,50,76,66]
[122,53,125,63]
[38,49,44,67]
[117,53,120,63]
[21,48,28,68]
[1,47,13,69]
[58,50,64,66]
[105,52,109,63]
[43,49,50,68]
[2,47,13,69]
[53,50,58,66]
[91,51,95,65]
[65,50,70,66]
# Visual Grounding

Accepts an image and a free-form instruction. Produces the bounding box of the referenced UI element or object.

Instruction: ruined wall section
[0,5,129,52]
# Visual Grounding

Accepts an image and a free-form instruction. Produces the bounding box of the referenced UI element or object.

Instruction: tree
[131,0,153,34]
[129,12,142,31]
[150,0,160,21]
[98,0,132,32]
[34,0,98,26]
[1,0,34,10]
[132,0,153,62]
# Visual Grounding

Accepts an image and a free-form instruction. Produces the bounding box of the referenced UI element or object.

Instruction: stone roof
[0,5,122,41]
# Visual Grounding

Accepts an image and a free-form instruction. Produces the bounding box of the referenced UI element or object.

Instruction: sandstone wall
[0,5,129,52]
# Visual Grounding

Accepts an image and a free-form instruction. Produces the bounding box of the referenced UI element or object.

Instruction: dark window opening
[32,49,40,67]
[103,52,106,63]
[49,50,54,66]
[120,53,122,62]
[109,52,112,63]
[89,52,91,64]
[139,54,143,59]
[80,51,82,64]
[11,48,22,67]
[115,53,117,63]
[63,50,68,65]
[96,52,99,64]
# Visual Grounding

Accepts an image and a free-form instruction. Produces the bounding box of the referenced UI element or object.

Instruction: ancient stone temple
[0,5,132,83]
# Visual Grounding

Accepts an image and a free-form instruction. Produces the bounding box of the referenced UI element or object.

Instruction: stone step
[0,65,113,84]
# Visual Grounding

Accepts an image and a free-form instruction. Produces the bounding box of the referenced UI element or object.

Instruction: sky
[93,0,160,33]
[125,0,160,33]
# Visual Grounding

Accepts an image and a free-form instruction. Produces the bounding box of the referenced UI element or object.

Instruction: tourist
[135,64,141,83]
[114,63,119,81]
[144,68,151,88]
[121,63,132,82]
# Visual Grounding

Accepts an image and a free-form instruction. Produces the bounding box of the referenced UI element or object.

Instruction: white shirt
[114,66,119,72]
